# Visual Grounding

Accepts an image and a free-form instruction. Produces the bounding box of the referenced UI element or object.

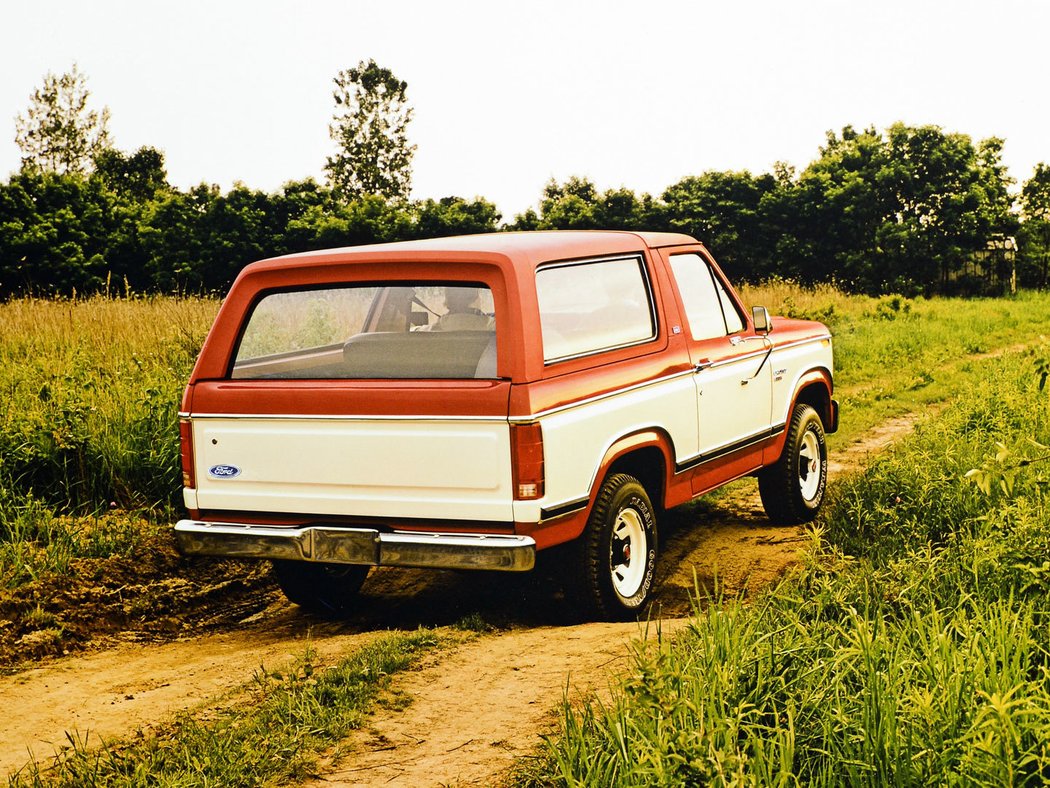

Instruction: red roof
[246,230,698,273]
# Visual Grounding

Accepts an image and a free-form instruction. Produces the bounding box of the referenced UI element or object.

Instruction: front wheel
[273,560,369,615]
[758,403,828,524]
[566,473,658,621]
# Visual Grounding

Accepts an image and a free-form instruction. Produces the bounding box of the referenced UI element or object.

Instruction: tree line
[2,64,1049,298]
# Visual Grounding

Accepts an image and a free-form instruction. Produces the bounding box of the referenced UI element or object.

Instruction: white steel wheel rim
[610,507,647,599]
[798,429,822,501]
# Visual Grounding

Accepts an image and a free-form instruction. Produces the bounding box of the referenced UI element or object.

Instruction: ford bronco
[175,231,837,620]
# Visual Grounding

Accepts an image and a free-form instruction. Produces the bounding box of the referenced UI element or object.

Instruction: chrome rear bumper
[174,520,535,572]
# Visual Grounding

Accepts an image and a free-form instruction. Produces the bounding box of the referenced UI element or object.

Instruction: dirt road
[1,414,920,782]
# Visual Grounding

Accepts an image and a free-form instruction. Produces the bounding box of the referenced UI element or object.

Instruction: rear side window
[231,284,497,379]
[536,257,655,362]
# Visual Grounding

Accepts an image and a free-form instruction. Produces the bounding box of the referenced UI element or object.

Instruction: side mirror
[753,306,772,334]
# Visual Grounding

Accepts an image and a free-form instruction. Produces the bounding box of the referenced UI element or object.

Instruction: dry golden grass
[0,295,219,359]
[736,278,872,320]
[0,296,220,515]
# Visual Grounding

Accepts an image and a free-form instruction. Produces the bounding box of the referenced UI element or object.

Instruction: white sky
[2,0,1047,221]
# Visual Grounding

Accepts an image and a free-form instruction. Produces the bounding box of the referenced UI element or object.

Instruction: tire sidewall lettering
[803,422,827,508]
[628,549,658,608]
[614,494,656,608]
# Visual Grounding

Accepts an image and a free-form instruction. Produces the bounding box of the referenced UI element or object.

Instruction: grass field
[0,297,217,588]
[4,286,1050,590]
[0,296,216,512]
[740,281,1050,442]
[518,343,1050,783]
[4,286,1050,782]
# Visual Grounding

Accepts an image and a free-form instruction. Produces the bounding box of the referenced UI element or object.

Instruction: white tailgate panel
[193,418,514,522]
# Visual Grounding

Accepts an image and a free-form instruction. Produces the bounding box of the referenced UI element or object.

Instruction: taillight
[179,418,195,489]
[511,422,544,500]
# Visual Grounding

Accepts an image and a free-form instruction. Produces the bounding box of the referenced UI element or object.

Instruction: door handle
[694,359,712,372]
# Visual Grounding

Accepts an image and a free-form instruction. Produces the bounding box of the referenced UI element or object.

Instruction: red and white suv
[175,231,837,619]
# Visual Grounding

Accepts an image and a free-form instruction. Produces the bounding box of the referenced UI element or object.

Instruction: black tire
[273,560,369,615]
[758,403,828,524]
[565,473,658,621]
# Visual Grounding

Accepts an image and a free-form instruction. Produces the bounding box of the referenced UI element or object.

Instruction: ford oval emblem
[208,464,242,479]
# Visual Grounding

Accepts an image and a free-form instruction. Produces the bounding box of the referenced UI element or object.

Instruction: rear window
[231,284,497,379]
[536,256,656,362]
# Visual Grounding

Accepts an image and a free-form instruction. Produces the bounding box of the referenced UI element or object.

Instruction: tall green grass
[523,351,1050,786]
[0,296,217,513]
[0,296,217,588]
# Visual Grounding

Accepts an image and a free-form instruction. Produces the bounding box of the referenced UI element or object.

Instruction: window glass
[536,257,655,362]
[231,284,496,379]
[669,253,742,339]
[715,277,745,333]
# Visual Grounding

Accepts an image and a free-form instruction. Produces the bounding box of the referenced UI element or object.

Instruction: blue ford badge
[208,464,242,479]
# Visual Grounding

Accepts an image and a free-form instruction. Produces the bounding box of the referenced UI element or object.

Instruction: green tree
[788,126,887,286]
[325,60,415,202]
[662,170,780,280]
[779,124,1016,294]
[592,187,665,230]
[754,162,822,283]
[273,179,342,253]
[1020,164,1050,288]
[14,64,112,175]
[285,195,414,251]
[87,147,172,289]
[139,184,218,291]
[411,196,500,238]
[534,177,600,229]
[93,146,169,202]
[876,124,1013,291]
[0,170,114,295]
[141,183,290,291]
[520,177,661,232]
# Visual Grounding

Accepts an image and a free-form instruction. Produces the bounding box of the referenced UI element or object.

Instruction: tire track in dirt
[1,411,923,782]
[302,622,688,788]
[0,612,386,776]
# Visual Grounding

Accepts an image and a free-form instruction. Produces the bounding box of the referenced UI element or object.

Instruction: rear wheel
[566,473,658,621]
[273,560,369,614]
[758,403,828,524]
